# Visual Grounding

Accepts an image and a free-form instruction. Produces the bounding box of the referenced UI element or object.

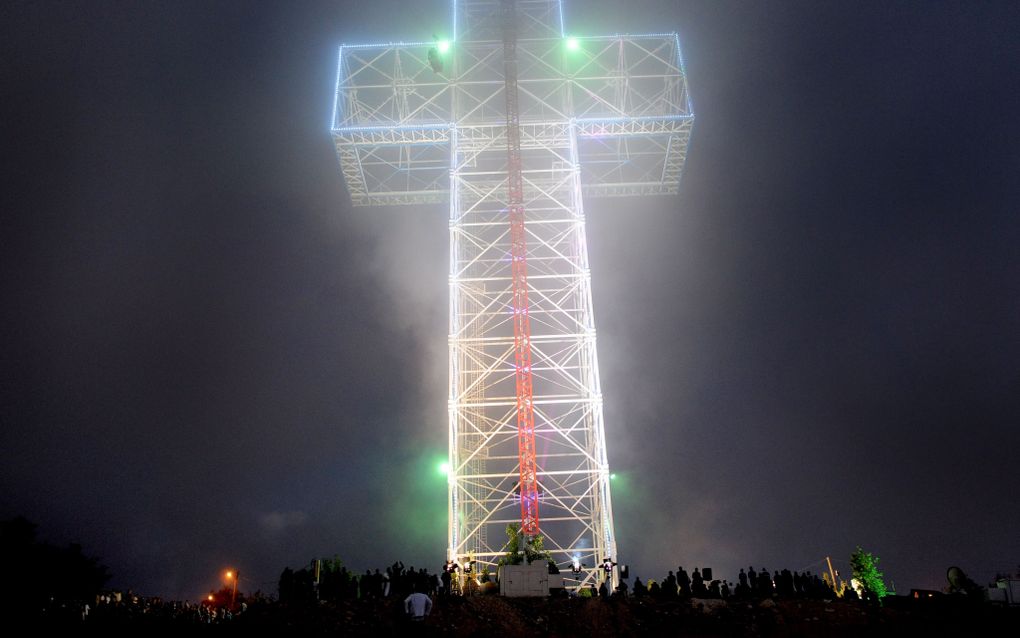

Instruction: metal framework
[331,0,693,590]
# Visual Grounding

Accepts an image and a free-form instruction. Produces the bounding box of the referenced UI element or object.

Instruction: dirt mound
[234,595,1019,637]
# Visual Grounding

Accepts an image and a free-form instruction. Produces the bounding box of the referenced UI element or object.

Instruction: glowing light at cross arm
[439,461,450,475]
[566,37,580,51]
[438,40,451,54]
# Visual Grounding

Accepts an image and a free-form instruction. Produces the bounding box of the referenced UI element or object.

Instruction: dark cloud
[2,1,1018,598]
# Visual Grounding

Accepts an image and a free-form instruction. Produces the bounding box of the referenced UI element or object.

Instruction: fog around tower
[1,0,1018,599]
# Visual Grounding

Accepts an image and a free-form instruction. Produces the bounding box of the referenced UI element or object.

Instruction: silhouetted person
[633,577,645,597]
[759,569,773,597]
[664,571,677,597]
[721,580,731,598]
[747,567,758,593]
[738,568,748,589]
[440,569,451,596]
[779,569,793,597]
[648,580,660,596]
[599,581,609,598]
[677,566,691,596]
[691,568,706,597]
[616,579,629,597]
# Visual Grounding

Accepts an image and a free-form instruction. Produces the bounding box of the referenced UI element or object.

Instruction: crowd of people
[281,559,444,603]
[310,559,846,605]
[624,565,838,601]
[290,558,846,606]
[41,557,858,627]
[44,591,260,626]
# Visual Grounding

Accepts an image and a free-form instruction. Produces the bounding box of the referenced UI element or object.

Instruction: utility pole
[826,556,839,594]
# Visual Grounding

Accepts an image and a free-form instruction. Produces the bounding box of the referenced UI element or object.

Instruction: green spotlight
[437,40,451,54]
[438,461,450,475]
[610,473,617,480]
[566,37,580,51]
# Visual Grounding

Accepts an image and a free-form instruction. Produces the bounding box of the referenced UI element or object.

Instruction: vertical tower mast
[500,0,540,538]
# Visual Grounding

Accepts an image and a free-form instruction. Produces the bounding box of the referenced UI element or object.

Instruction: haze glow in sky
[1,1,1018,598]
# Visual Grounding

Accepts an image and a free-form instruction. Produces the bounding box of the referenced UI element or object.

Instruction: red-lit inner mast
[501,0,539,537]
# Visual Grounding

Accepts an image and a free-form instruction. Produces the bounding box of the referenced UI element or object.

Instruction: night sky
[2,1,1018,600]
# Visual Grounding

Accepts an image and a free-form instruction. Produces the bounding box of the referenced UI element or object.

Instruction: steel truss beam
[332,13,693,209]
[448,118,616,588]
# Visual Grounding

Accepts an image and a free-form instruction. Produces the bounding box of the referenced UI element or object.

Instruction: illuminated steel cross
[331,0,693,589]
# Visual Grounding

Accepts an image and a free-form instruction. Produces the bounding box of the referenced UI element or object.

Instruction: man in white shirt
[404,586,433,621]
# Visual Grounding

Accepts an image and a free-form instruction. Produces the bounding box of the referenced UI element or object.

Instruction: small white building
[498,564,555,597]
[989,578,1020,606]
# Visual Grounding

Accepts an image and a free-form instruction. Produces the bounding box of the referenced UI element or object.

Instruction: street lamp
[225,569,238,608]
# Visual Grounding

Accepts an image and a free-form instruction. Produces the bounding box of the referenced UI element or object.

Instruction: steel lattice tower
[331,0,693,589]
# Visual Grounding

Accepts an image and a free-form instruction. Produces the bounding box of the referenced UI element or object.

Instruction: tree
[525,533,553,567]
[497,524,553,567]
[1,516,110,608]
[498,524,524,566]
[850,546,888,600]
[206,585,246,609]
[278,566,315,604]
